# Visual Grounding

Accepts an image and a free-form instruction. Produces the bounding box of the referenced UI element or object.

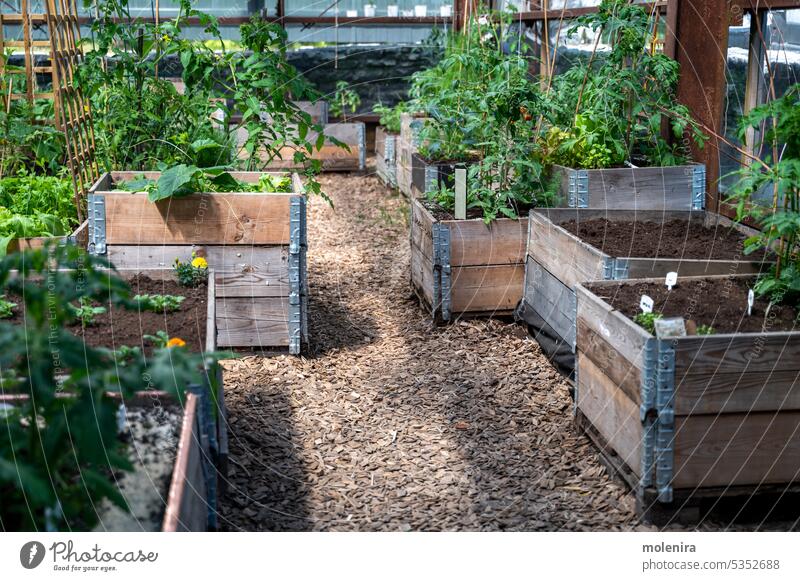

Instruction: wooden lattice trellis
[0,0,98,222]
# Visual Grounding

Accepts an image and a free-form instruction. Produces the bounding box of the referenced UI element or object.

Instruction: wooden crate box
[375,126,398,187]
[87,172,308,354]
[7,219,88,254]
[523,209,766,353]
[551,163,706,210]
[410,198,527,321]
[575,277,800,523]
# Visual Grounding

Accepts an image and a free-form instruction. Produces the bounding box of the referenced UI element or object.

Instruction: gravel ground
[217,166,798,532]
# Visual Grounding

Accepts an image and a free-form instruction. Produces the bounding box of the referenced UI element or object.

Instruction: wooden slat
[410,199,436,261]
[98,192,292,245]
[673,334,800,375]
[450,264,524,313]
[524,257,577,348]
[624,257,767,278]
[446,217,528,267]
[575,284,651,371]
[216,297,289,347]
[576,352,643,477]
[214,268,289,298]
[673,412,800,489]
[410,245,436,310]
[106,245,288,274]
[577,318,642,406]
[528,210,607,289]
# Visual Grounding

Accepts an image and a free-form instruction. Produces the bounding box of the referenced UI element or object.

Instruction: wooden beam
[674,0,731,213]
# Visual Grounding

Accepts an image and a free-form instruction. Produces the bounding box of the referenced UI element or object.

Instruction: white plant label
[747,289,755,316]
[665,271,678,290]
[640,295,654,314]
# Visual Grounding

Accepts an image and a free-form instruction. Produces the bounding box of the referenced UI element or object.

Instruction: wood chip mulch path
[216,167,791,532]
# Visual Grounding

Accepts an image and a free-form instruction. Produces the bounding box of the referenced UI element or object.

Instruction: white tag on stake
[747,289,755,316]
[665,271,678,290]
[640,295,654,314]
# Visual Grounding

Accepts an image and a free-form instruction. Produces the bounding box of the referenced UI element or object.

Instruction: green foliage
[78,2,328,200]
[69,297,107,327]
[144,330,171,348]
[0,295,16,318]
[696,324,716,336]
[633,311,663,334]
[373,102,408,134]
[543,0,706,169]
[330,81,361,121]
[117,166,293,202]
[174,253,209,287]
[135,294,185,313]
[0,96,66,175]
[725,84,800,306]
[0,242,226,531]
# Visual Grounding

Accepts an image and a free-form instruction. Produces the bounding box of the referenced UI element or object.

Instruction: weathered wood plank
[410,199,435,262]
[446,217,528,267]
[98,192,292,245]
[524,257,576,348]
[450,264,524,313]
[577,318,642,406]
[214,269,289,298]
[673,411,800,488]
[673,334,800,375]
[575,284,651,371]
[216,296,290,347]
[624,257,766,279]
[576,352,643,477]
[410,244,435,311]
[528,210,607,289]
[106,245,288,275]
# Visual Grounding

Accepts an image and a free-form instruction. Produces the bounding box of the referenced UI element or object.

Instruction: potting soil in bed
[587,277,799,334]
[6,275,207,353]
[94,403,182,532]
[560,218,766,260]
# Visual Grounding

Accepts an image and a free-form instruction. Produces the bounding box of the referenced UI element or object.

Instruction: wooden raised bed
[410,198,527,321]
[551,163,706,210]
[522,209,767,352]
[7,220,89,254]
[575,276,800,523]
[410,152,478,198]
[375,126,398,187]
[237,122,366,172]
[397,112,425,198]
[87,172,308,354]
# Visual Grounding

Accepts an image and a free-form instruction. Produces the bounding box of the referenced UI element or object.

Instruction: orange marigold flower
[167,337,186,348]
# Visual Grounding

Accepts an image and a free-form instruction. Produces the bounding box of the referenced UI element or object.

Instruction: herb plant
[69,297,107,327]
[633,311,663,334]
[373,102,408,134]
[135,294,186,313]
[0,295,16,318]
[330,81,361,122]
[0,242,225,531]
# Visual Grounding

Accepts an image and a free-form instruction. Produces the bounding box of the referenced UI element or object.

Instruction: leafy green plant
[69,297,107,327]
[0,96,66,175]
[174,253,209,287]
[726,84,800,306]
[696,324,716,336]
[633,311,663,334]
[0,295,16,318]
[135,294,186,313]
[330,81,361,122]
[373,102,408,134]
[0,242,226,531]
[144,330,170,348]
[543,0,706,169]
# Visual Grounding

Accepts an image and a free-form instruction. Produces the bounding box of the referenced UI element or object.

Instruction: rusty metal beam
[674,0,731,213]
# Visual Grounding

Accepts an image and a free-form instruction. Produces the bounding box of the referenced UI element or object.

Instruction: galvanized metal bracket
[357,123,366,171]
[692,165,706,210]
[424,165,438,194]
[188,382,218,530]
[568,169,590,208]
[602,256,615,280]
[288,196,305,355]
[87,194,107,255]
[431,223,452,321]
[639,338,659,488]
[654,339,676,503]
[385,134,396,165]
[613,258,630,280]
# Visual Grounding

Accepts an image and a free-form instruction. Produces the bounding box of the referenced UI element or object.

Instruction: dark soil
[560,218,767,260]
[422,199,532,222]
[587,277,799,334]
[5,275,207,353]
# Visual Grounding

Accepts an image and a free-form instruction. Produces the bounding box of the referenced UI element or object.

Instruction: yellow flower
[167,337,186,348]
[191,256,208,269]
